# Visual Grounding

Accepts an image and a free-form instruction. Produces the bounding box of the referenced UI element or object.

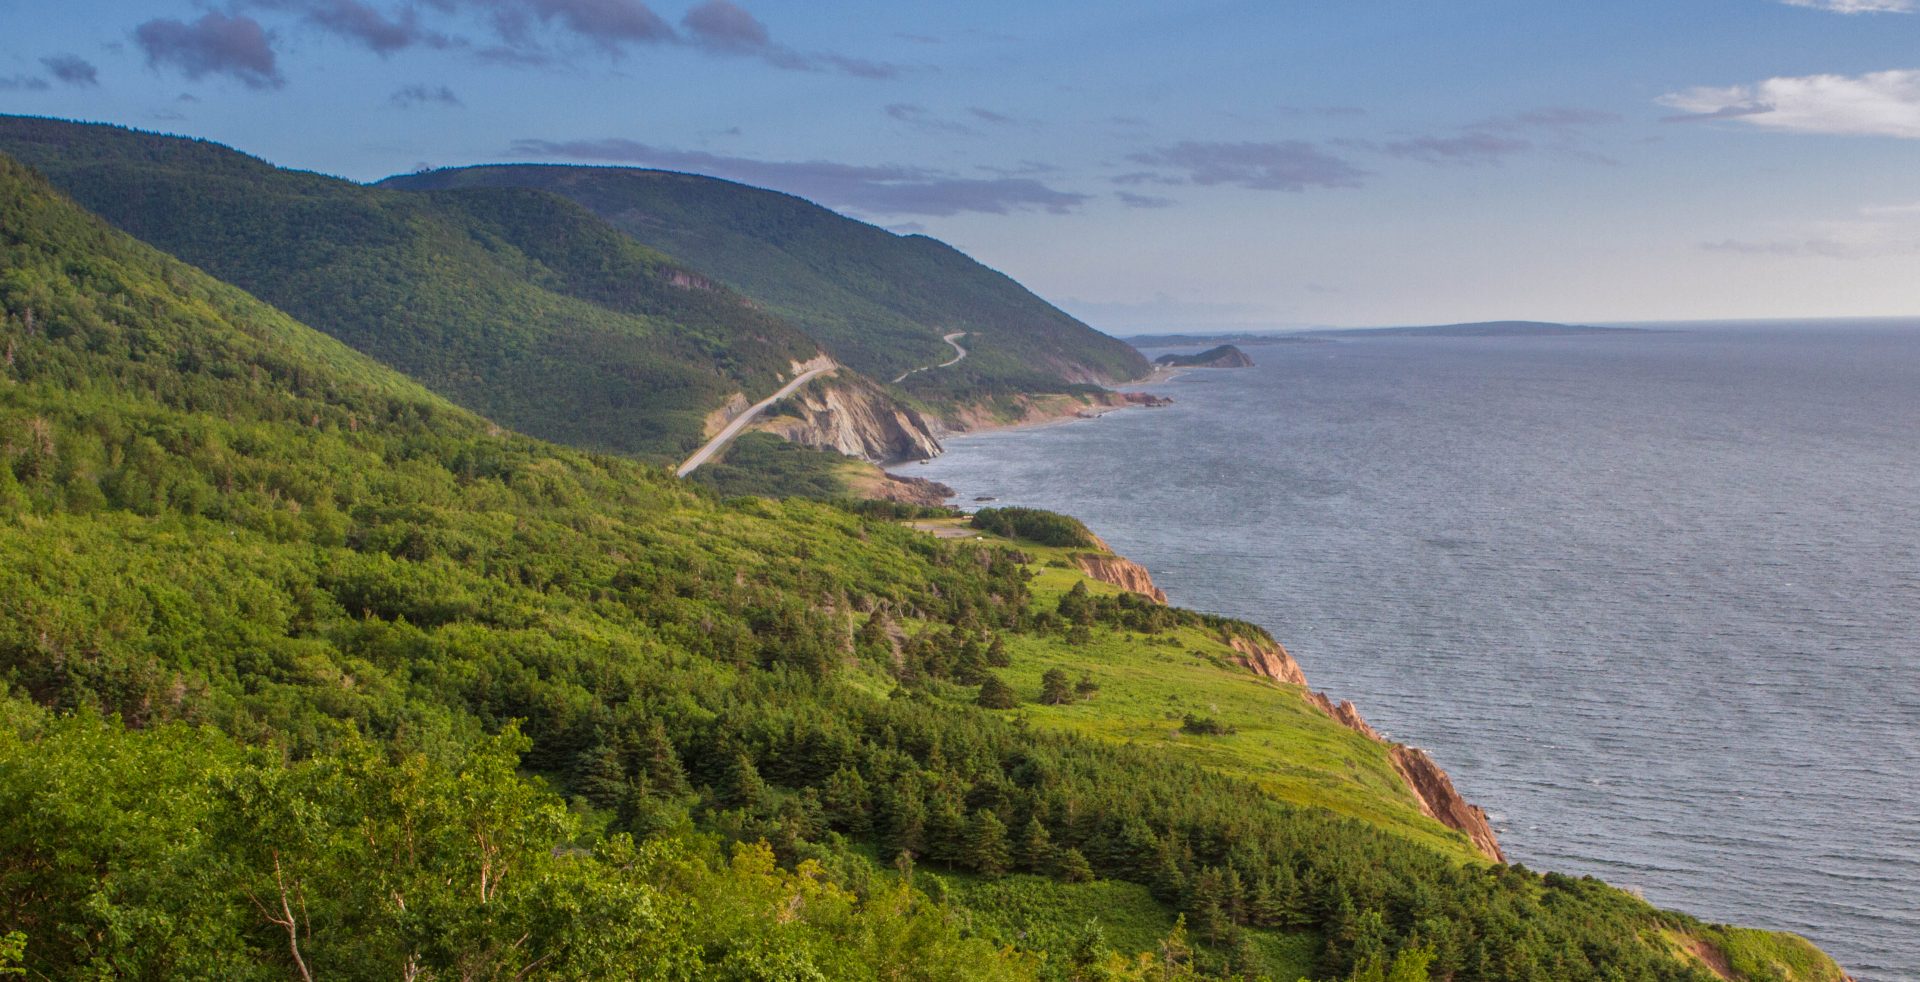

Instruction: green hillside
[0,155,1848,980]
[0,114,826,462]
[380,164,1151,401]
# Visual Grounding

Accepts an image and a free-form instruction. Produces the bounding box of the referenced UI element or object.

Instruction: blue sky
[4,0,1919,331]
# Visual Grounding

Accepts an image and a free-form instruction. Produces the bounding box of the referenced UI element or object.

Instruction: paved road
[676,364,836,477]
[892,332,968,383]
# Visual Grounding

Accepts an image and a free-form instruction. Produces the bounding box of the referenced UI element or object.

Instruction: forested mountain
[381,164,1151,399]
[0,114,829,461]
[0,152,1844,979]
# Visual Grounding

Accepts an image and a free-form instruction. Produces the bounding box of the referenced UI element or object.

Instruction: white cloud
[1703,201,1920,258]
[1660,69,1920,137]
[1779,0,1914,12]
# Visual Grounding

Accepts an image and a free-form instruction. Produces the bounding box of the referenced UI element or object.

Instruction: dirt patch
[1686,938,1736,981]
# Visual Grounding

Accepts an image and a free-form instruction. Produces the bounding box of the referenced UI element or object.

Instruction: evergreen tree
[1058,581,1092,623]
[821,765,872,833]
[722,752,770,812]
[964,809,1012,878]
[986,633,1010,668]
[1074,673,1100,700]
[1041,668,1075,705]
[977,673,1020,709]
[1018,815,1053,872]
[574,743,631,811]
[1056,847,1096,884]
[639,720,690,796]
[953,639,989,685]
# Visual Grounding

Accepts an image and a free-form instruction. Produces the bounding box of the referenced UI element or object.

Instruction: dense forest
[0,114,828,462]
[0,150,1846,981]
[381,165,1151,399]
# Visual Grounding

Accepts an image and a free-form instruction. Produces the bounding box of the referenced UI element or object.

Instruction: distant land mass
[1129,320,1639,347]
[1153,344,1255,368]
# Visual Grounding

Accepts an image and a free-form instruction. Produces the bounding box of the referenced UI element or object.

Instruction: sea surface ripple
[912,321,1920,981]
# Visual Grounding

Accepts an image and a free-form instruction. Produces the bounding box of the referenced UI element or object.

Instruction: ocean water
[911,322,1920,980]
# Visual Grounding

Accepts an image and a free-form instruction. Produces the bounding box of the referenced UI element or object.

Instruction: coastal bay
[913,322,1920,981]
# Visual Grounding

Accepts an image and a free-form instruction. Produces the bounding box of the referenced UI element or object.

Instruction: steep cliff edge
[1217,628,1506,862]
[752,374,943,463]
[1388,746,1507,863]
[1074,553,1169,603]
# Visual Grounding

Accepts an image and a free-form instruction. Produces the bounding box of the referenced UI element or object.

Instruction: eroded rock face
[754,376,942,463]
[1228,636,1309,687]
[1074,553,1169,604]
[1388,746,1507,864]
[1205,618,1505,862]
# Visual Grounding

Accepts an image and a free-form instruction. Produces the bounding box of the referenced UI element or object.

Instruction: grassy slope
[378,164,1151,398]
[0,149,1849,981]
[911,518,1480,862]
[0,115,824,461]
[917,521,1851,981]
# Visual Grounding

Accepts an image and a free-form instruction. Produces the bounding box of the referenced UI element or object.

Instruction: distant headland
[1128,320,1642,347]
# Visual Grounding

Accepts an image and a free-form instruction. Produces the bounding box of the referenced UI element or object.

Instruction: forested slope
[0,114,826,461]
[381,164,1151,400]
[0,154,1846,981]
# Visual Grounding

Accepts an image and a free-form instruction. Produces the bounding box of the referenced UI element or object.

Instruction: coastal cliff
[752,375,943,463]
[938,389,1173,435]
[1234,633,1505,862]
[1388,745,1507,864]
[1074,552,1169,603]
[1059,533,1508,863]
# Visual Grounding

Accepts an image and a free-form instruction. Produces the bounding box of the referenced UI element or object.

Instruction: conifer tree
[1019,815,1053,872]
[1041,668,1075,705]
[965,809,1012,878]
[1057,847,1096,884]
[977,673,1020,709]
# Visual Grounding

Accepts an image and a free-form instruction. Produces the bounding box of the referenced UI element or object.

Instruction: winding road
[892,332,968,384]
[676,362,836,477]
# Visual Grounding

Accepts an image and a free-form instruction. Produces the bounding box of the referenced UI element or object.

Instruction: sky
[3,0,1919,332]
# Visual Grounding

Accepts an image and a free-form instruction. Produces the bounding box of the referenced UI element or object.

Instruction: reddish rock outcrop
[1073,553,1168,603]
[1310,694,1385,743]
[1388,746,1507,864]
[1227,636,1309,687]
[1219,633,1504,863]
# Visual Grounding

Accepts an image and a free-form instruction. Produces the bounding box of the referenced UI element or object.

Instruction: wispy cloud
[1703,201,1920,258]
[0,75,51,92]
[1341,107,1622,166]
[679,0,900,77]
[391,83,462,108]
[135,12,285,89]
[1360,132,1533,166]
[205,0,895,78]
[506,138,1089,215]
[1660,69,1920,137]
[1779,0,1914,12]
[1115,191,1175,209]
[884,103,973,134]
[247,0,451,54]
[1125,141,1368,192]
[41,54,99,87]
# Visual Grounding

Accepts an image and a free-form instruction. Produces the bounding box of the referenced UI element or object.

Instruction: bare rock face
[702,392,751,438]
[1213,625,1505,862]
[1388,746,1507,864]
[1073,553,1169,603]
[1228,636,1309,687]
[754,375,942,463]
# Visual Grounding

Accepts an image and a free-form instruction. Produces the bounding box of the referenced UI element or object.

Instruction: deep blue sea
[912,321,1920,981]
